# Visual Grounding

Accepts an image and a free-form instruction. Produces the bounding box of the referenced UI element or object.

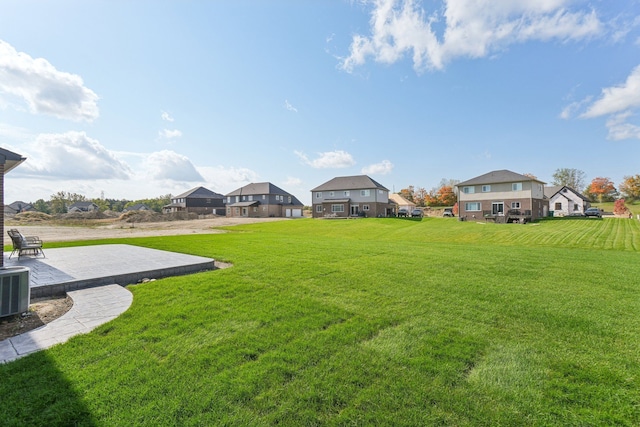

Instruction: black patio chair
[7,229,45,258]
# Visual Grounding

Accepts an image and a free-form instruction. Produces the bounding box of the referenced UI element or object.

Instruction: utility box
[0,266,30,317]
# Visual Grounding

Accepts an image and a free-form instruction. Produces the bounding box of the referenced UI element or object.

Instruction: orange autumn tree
[586,177,617,203]
[620,174,640,201]
[437,185,457,206]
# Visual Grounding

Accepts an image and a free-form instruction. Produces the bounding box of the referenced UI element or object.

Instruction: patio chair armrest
[23,236,43,244]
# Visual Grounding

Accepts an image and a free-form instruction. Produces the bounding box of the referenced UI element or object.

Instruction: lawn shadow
[0,350,97,425]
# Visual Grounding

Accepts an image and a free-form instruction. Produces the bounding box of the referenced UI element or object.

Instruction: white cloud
[159,129,183,139]
[361,159,394,175]
[18,131,131,179]
[559,96,592,120]
[198,165,261,193]
[604,111,640,141]
[285,100,298,113]
[161,111,174,122]
[0,40,99,121]
[295,150,356,168]
[580,65,640,118]
[283,176,303,186]
[340,0,602,73]
[142,150,204,181]
[564,65,640,140]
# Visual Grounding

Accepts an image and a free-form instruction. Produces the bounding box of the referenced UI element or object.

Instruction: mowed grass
[1,217,640,425]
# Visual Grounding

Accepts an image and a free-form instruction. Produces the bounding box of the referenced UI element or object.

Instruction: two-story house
[544,186,590,217]
[68,201,99,213]
[456,170,548,221]
[225,182,303,218]
[162,186,226,215]
[311,175,393,218]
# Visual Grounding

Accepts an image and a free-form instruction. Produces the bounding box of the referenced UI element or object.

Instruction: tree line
[398,170,640,208]
[28,192,172,214]
[551,168,640,203]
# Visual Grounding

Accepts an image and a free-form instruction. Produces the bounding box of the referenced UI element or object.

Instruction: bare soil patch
[0,295,73,341]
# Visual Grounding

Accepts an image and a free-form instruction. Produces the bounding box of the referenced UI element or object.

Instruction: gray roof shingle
[311,175,389,192]
[457,170,545,186]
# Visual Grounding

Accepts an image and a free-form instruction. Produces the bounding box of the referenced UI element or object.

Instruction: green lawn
[2,217,640,426]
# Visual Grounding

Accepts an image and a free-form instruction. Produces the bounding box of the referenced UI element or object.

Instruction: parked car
[442,208,454,217]
[397,208,409,217]
[584,207,602,218]
[411,209,424,218]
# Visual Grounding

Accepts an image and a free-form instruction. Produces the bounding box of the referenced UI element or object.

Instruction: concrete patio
[0,244,216,363]
[3,243,216,298]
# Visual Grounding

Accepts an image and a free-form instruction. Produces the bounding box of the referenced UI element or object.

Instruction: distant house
[311,175,393,218]
[68,201,99,213]
[456,170,549,221]
[225,182,303,218]
[123,203,152,213]
[5,201,35,216]
[389,193,416,212]
[162,186,226,215]
[544,186,590,217]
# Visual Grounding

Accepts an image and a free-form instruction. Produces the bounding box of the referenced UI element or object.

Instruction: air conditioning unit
[0,266,30,317]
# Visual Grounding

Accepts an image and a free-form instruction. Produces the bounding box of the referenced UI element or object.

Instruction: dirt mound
[12,211,53,223]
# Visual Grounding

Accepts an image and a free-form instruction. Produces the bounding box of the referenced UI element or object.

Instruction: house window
[378,189,383,194]
[253,207,258,212]
[574,203,579,211]
[316,205,322,213]
[248,195,253,201]
[463,186,475,194]
[555,202,562,210]
[465,202,481,211]
[262,195,266,200]
[227,196,232,204]
[234,207,240,214]
[482,185,491,192]
[344,191,350,197]
[363,205,370,211]
[288,196,291,203]
[331,204,344,213]
[226,208,231,214]
[512,183,522,191]
[315,192,322,198]
[511,202,521,209]
[330,191,335,197]
[361,189,370,197]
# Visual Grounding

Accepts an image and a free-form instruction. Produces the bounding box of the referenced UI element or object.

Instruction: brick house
[225,182,303,218]
[456,170,549,221]
[162,186,226,215]
[311,175,393,218]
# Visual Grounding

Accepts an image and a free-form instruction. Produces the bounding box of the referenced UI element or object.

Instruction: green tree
[91,198,110,212]
[33,199,51,214]
[552,168,586,190]
[124,195,172,213]
[49,191,68,214]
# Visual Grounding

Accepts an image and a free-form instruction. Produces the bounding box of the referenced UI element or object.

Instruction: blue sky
[1,1,639,206]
